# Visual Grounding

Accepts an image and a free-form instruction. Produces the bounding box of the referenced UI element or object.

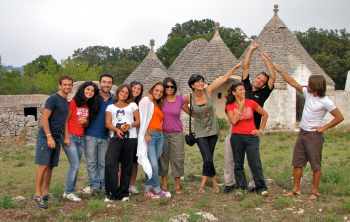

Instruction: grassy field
[0,126,350,221]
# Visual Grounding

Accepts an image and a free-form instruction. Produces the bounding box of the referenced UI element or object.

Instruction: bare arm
[262,52,276,89]
[206,60,244,96]
[184,94,194,117]
[243,43,259,80]
[181,103,190,115]
[63,110,73,146]
[251,105,268,136]
[41,108,56,149]
[273,63,303,94]
[227,98,245,125]
[311,108,344,133]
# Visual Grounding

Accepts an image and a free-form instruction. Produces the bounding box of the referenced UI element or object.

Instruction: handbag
[185,93,197,146]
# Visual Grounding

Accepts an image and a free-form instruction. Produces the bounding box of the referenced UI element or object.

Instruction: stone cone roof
[237,5,335,86]
[170,23,238,95]
[123,39,168,92]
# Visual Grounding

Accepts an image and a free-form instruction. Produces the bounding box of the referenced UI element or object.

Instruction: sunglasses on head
[132,80,143,85]
[166,85,175,89]
[232,81,241,86]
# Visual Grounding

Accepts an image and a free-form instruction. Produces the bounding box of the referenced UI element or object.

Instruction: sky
[1,0,349,67]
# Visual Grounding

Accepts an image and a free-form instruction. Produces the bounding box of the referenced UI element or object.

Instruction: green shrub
[217,116,229,130]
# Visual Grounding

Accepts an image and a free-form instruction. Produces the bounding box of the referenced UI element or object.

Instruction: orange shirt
[148,105,163,130]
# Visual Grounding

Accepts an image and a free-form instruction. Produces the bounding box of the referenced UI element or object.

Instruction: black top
[243,74,274,129]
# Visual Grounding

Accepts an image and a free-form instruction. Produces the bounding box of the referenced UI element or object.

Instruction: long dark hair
[129,80,144,105]
[73,81,100,120]
[308,75,326,97]
[113,84,131,103]
[148,81,164,108]
[225,81,244,113]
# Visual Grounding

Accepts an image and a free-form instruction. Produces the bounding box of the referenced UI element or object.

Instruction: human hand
[63,137,70,147]
[115,128,124,139]
[78,118,88,125]
[237,96,245,109]
[272,63,282,72]
[250,43,259,51]
[311,126,325,133]
[47,137,56,149]
[235,60,244,69]
[251,129,261,137]
[262,52,269,61]
[145,134,152,143]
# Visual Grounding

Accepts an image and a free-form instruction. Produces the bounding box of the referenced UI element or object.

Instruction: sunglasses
[166,85,175,89]
[132,80,143,85]
[232,81,241,86]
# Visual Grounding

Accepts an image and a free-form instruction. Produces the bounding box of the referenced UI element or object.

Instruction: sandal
[283,190,300,197]
[213,185,220,194]
[198,186,205,193]
[306,192,319,200]
[175,188,182,194]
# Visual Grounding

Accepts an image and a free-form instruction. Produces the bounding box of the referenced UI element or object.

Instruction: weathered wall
[0,105,45,145]
[323,90,350,127]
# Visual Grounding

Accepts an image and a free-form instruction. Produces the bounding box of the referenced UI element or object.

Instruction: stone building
[124,5,349,132]
[123,39,168,91]
[0,94,49,145]
[235,5,349,131]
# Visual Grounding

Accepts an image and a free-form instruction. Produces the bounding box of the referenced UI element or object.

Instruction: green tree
[23,55,60,78]
[156,19,249,68]
[295,28,350,90]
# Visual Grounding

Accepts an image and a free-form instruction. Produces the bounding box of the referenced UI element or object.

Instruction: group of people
[33,43,344,209]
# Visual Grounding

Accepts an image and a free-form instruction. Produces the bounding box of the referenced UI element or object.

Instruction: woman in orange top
[137,82,171,198]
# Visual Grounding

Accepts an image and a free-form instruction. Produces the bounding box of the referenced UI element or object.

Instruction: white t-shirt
[106,102,139,138]
[300,87,336,131]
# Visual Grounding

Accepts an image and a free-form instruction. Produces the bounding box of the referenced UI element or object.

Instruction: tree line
[0,19,349,95]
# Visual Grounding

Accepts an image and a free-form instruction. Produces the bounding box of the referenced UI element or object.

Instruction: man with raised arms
[273,63,344,200]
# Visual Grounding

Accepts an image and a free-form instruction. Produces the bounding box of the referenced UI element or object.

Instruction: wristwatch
[259,129,264,135]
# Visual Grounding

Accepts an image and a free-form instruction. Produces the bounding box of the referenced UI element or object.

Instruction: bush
[0,196,18,209]
[217,116,230,130]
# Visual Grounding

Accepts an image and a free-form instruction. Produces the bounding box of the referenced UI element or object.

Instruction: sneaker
[157,190,171,198]
[260,191,268,196]
[129,185,139,195]
[83,186,92,195]
[42,193,61,202]
[145,191,160,199]
[104,198,113,203]
[63,192,81,202]
[224,185,234,194]
[33,196,48,209]
[121,197,129,202]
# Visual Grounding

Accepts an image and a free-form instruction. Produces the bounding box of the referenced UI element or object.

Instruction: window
[24,107,37,121]
[218,93,222,99]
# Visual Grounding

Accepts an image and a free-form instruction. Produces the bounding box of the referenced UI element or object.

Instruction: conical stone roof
[123,39,168,91]
[237,5,335,86]
[171,23,238,95]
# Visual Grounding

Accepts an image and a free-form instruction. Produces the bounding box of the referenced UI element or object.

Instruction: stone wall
[0,105,45,145]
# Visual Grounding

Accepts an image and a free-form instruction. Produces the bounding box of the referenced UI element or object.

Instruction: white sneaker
[261,191,268,196]
[63,192,81,202]
[104,198,113,203]
[129,185,139,195]
[121,197,129,202]
[83,186,92,195]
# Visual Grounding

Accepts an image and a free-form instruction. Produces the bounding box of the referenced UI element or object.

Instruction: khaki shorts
[292,129,324,171]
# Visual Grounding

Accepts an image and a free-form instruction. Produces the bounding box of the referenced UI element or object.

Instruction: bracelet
[237,111,242,115]
[46,134,51,137]
[129,124,133,129]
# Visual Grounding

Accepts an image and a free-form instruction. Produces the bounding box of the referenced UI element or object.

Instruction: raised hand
[250,43,259,51]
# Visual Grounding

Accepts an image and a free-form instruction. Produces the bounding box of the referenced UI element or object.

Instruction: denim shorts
[35,128,62,167]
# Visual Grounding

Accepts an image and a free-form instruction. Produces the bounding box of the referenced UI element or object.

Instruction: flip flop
[306,192,319,200]
[175,188,182,194]
[283,190,300,196]
[198,186,205,193]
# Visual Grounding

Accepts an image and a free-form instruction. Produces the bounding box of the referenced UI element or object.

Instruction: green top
[192,89,221,139]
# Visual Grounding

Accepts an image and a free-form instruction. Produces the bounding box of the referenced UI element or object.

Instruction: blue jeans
[84,135,109,190]
[62,134,84,193]
[230,134,267,194]
[145,132,164,194]
[196,135,218,178]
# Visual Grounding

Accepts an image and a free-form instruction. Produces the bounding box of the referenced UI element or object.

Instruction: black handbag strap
[189,93,193,134]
